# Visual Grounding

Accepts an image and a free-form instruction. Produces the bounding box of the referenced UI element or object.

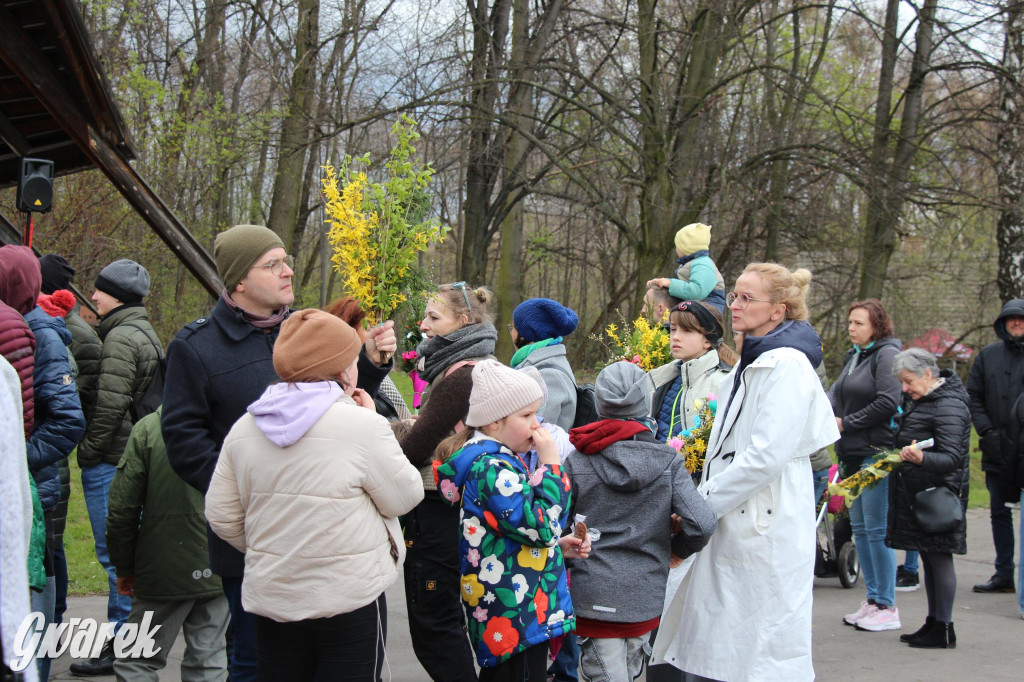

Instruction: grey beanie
[595,361,652,419]
[466,360,545,427]
[95,259,150,304]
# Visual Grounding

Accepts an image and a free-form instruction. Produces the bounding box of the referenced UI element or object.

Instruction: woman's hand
[531,426,560,465]
[646,278,670,289]
[560,534,591,560]
[900,440,925,465]
[364,320,397,366]
[351,388,377,411]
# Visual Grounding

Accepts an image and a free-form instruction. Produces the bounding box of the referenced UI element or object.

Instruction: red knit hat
[37,290,76,318]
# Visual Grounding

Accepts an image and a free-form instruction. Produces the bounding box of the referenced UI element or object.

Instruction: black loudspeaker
[17,157,54,212]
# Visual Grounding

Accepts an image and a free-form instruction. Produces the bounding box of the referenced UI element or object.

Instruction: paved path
[49,507,1021,681]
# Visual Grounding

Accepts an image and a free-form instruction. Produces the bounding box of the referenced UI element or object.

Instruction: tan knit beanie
[214,224,285,292]
[273,309,361,382]
[674,222,712,255]
[465,360,545,427]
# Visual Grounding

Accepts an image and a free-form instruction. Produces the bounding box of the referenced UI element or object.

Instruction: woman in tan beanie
[205,309,424,681]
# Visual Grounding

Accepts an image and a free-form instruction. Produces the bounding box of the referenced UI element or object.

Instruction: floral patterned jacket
[435,434,575,667]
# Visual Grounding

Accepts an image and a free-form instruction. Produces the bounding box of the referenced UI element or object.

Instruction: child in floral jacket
[435,360,578,680]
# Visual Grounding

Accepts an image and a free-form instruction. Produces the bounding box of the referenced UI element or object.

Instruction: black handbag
[912,486,964,534]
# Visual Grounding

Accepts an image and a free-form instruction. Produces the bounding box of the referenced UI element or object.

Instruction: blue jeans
[31,576,55,681]
[849,459,896,607]
[548,631,579,681]
[81,463,131,630]
[986,472,1016,580]
[222,576,258,682]
[903,551,919,574]
[812,467,829,506]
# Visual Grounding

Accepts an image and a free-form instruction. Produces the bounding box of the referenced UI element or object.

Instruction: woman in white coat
[651,263,840,682]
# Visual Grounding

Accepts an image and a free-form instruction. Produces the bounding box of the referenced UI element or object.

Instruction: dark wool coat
[886,371,971,555]
[967,298,1024,473]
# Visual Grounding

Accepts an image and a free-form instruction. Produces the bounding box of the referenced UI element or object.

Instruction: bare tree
[997,0,1024,302]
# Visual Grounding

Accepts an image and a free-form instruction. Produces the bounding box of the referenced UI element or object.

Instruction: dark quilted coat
[65,308,102,422]
[24,306,85,510]
[886,370,971,555]
[0,245,41,438]
[0,300,34,438]
[78,305,162,468]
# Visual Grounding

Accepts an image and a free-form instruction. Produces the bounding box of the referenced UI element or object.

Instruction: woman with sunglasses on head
[417,282,498,405]
[652,264,839,682]
[393,282,497,681]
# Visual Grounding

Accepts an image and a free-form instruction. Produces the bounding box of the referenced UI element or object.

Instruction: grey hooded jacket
[563,431,716,624]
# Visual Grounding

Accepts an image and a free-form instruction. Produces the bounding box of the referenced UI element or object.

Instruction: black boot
[69,639,116,676]
[908,621,955,649]
[972,575,1014,593]
[900,615,935,643]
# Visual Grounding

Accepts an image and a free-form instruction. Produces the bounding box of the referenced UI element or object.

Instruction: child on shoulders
[647,222,726,312]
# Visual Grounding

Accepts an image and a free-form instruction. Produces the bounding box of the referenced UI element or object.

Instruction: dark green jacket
[78,305,162,468]
[66,308,102,423]
[106,409,221,600]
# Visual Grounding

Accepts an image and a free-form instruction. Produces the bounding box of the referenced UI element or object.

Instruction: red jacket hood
[0,245,42,315]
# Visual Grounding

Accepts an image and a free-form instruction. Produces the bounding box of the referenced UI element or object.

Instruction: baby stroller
[815,465,858,588]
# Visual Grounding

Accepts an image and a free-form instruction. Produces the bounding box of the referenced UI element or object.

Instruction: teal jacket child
[435,435,574,667]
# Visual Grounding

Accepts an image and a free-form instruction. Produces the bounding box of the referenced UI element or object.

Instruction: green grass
[390,369,414,413]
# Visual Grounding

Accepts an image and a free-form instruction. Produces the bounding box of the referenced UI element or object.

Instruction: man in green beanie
[162,224,292,682]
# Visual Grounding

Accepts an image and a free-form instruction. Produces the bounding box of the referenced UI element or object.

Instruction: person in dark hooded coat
[888,348,971,649]
[967,298,1024,594]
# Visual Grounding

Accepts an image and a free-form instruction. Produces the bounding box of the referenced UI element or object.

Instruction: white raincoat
[651,346,839,681]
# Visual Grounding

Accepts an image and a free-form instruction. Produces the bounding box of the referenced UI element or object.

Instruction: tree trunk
[857,0,937,299]
[267,0,320,250]
[998,0,1024,303]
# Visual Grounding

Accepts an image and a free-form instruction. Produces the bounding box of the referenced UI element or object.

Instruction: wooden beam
[0,5,222,297]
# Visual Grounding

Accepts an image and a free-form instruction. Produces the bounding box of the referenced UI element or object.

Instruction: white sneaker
[855,606,902,631]
[843,601,876,626]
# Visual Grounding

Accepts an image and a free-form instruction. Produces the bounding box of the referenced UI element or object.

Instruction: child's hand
[531,427,559,465]
[351,388,377,411]
[646,277,670,289]
[560,534,591,560]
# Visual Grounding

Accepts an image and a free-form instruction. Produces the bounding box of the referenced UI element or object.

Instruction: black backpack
[125,322,166,423]
[550,363,599,428]
[572,383,599,428]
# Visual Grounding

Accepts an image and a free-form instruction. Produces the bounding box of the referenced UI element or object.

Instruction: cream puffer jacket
[206,384,424,622]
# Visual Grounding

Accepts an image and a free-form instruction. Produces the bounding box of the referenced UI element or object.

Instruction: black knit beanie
[38,254,75,295]
[400,365,474,466]
[95,259,150,304]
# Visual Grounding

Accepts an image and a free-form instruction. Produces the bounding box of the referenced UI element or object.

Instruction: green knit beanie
[214,224,285,292]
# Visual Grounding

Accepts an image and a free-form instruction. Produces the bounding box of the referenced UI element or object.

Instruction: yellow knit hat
[674,223,712,255]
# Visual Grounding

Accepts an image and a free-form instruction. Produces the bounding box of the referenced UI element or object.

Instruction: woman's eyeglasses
[725,291,772,309]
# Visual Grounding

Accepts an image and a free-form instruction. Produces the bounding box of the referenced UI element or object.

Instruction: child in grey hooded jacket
[564,361,716,682]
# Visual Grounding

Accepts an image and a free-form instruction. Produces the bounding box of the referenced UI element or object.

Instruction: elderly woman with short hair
[888,348,971,649]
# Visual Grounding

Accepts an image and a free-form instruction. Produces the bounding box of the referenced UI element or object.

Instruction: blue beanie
[513,298,579,342]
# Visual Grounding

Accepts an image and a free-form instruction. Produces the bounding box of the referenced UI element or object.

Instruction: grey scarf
[416,321,498,383]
